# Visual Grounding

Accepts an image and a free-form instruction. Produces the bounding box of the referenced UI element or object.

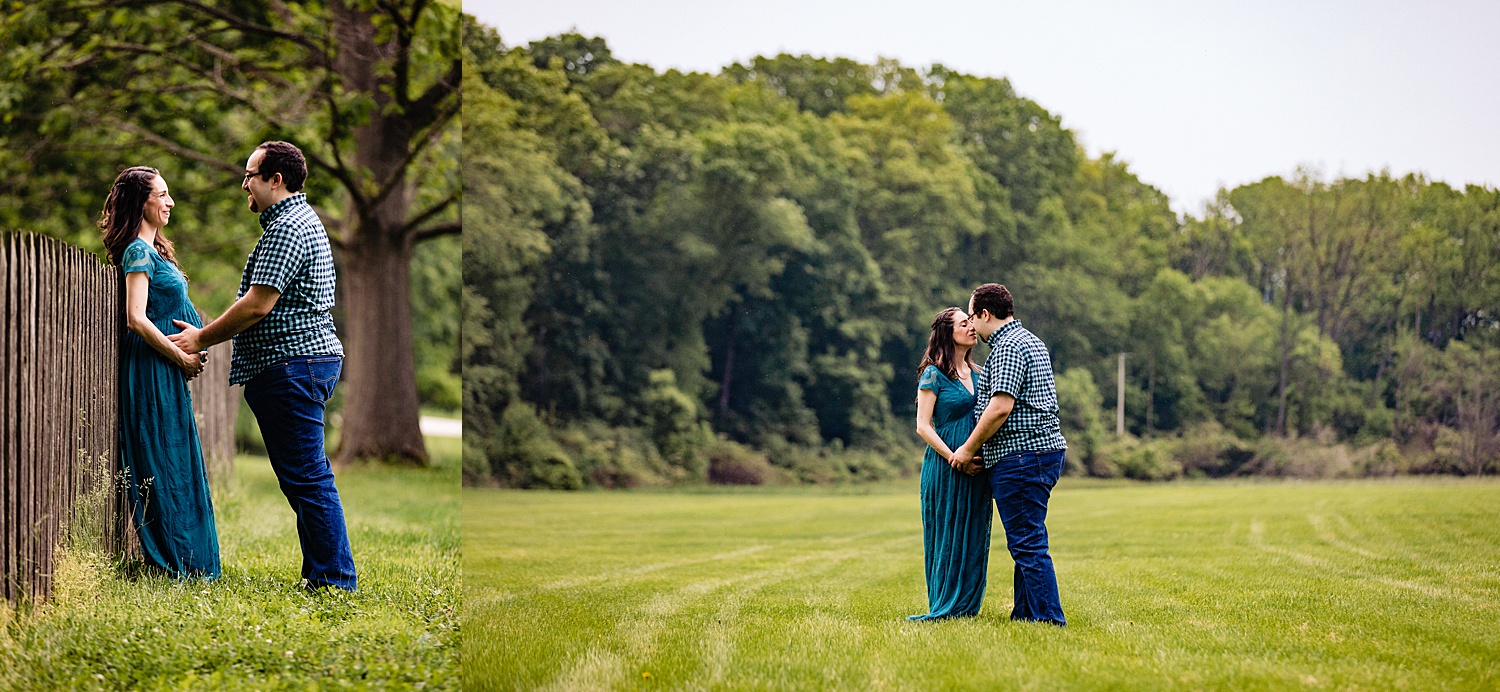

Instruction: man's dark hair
[255,140,308,192]
[970,283,1014,320]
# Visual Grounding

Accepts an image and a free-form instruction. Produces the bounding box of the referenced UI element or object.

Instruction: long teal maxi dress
[118,238,221,579]
[909,364,992,620]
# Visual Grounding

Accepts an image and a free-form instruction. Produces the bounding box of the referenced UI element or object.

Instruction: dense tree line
[462,18,1500,488]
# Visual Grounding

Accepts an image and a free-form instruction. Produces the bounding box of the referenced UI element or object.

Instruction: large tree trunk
[328,0,427,464]
[337,230,426,464]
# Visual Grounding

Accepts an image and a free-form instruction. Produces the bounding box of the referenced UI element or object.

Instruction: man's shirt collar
[258,192,307,230]
[984,318,1022,345]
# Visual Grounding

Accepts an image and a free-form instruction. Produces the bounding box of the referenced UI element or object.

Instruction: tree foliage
[1,0,462,463]
[462,21,1500,487]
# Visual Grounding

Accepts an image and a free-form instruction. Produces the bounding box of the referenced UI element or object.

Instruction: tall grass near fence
[1,233,235,605]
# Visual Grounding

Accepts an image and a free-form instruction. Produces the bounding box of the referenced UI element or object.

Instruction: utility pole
[1117,353,1127,437]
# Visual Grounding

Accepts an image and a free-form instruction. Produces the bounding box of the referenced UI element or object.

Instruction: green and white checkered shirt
[974,319,1067,465]
[229,193,343,384]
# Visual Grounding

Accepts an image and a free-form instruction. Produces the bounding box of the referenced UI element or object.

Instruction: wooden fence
[189,330,237,484]
[1,233,237,605]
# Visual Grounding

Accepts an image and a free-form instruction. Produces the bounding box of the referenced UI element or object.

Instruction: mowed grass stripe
[546,539,898,690]
[465,481,1500,690]
[465,492,919,689]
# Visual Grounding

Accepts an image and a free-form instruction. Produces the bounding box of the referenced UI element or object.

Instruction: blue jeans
[243,355,357,591]
[989,448,1066,625]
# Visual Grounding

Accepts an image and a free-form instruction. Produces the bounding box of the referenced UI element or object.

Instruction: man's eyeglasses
[243,169,263,182]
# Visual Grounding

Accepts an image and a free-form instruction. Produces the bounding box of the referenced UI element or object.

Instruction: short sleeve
[248,229,308,293]
[918,365,940,391]
[989,340,1026,399]
[121,241,152,277]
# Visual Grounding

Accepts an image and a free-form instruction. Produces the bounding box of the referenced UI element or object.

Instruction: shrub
[705,437,778,485]
[487,402,582,489]
[758,435,913,484]
[1085,449,1120,478]
[1173,421,1255,477]
[835,447,903,483]
[762,435,840,484]
[556,422,672,488]
[462,432,491,485]
[1353,440,1409,477]
[416,361,461,412]
[641,369,713,480]
[1240,436,1355,479]
[1122,438,1182,481]
[1356,405,1395,443]
[1431,426,1500,476]
[1097,435,1181,481]
[520,450,581,489]
[1054,367,1109,477]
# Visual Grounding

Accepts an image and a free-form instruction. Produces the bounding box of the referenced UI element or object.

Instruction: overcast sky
[468,0,1500,214]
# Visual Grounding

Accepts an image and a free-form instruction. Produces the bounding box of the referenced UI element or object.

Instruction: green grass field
[0,435,460,690]
[464,478,1500,690]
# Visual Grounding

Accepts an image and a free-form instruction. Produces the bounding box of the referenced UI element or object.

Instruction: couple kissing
[911,283,1068,626]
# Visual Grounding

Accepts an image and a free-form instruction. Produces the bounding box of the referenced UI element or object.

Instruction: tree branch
[312,205,348,249]
[367,98,458,210]
[92,41,317,125]
[407,56,461,133]
[188,37,304,91]
[105,118,243,174]
[409,221,461,244]
[299,146,364,212]
[318,86,367,209]
[266,0,297,27]
[380,0,418,108]
[398,188,460,240]
[406,0,431,32]
[158,0,326,59]
[85,42,357,200]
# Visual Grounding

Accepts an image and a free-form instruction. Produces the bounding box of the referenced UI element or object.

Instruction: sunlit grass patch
[2,442,459,690]
[464,478,1500,690]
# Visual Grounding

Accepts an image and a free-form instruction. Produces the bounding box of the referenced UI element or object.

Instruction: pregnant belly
[934,418,976,449]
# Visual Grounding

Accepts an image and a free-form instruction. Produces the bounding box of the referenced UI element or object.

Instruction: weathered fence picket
[1,233,237,605]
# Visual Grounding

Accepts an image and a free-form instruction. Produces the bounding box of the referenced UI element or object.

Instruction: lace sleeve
[121,242,152,277]
[918,365,939,391]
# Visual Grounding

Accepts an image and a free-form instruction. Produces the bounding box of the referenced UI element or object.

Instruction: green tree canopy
[461,21,1500,487]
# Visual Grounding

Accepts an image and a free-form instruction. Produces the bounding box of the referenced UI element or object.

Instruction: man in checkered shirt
[950,283,1068,626]
[169,141,356,592]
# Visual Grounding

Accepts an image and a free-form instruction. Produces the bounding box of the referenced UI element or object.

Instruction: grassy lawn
[464,478,1500,690]
[0,435,460,690]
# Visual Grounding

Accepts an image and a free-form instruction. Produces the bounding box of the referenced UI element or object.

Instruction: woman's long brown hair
[917,307,973,381]
[98,166,181,269]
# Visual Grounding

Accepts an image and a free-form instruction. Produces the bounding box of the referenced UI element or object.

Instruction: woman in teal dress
[100,166,221,579]
[909,307,992,620]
